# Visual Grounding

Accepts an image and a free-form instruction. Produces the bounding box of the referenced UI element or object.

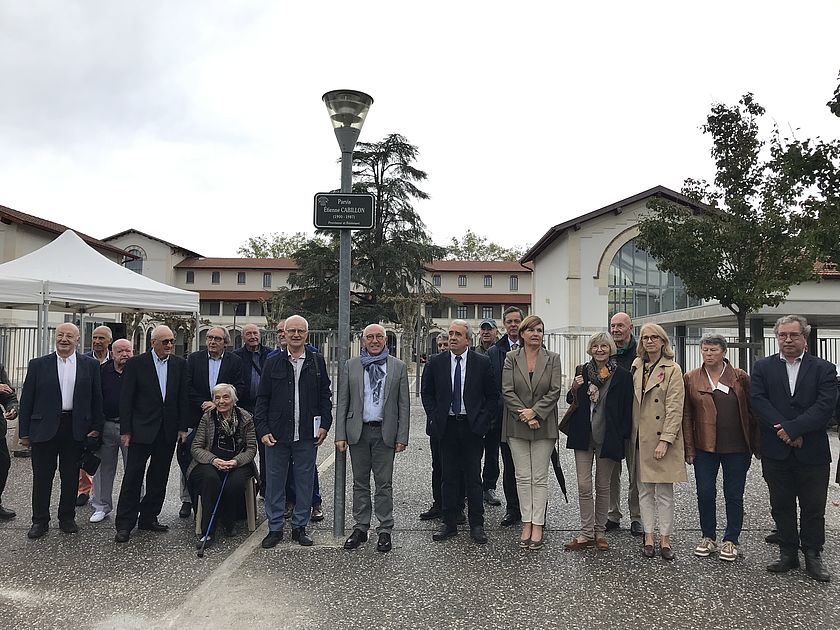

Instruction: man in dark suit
[422,319,497,544]
[114,325,189,543]
[255,315,332,549]
[751,315,838,582]
[19,323,104,539]
[487,306,523,526]
[233,324,271,496]
[177,326,244,516]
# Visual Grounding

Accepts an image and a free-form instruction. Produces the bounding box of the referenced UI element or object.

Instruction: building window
[263,272,272,288]
[458,275,467,288]
[123,247,145,275]
[211,271,220,285]
[429,303,444,319]
[456,305,467,319]
[200,301,220,316]
[432,274,441,287]
[481,306,494,319]
[185,271,194,284]
[484,275,492,288]
[509,275,519,291]
[608,239,701,319]
[223,301,247,316]
[237,272,246,284]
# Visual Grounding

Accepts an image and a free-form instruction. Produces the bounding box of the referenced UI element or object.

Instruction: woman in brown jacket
[683,333,758,563]
[502,315,562,551]
[189,383,257,548]
[631,323,686,560]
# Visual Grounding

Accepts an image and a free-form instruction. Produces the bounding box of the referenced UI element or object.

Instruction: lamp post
[322,89,373,537]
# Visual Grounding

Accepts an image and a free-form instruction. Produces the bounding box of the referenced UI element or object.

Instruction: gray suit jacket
[336,355,410,448]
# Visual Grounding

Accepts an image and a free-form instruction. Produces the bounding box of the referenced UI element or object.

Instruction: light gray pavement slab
[2,404,840,629]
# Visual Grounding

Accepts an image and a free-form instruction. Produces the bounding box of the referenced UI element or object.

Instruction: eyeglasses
[159,338,176,345]
[365,334,386,341]
[286,328,307,335]
[641,335,661,342]
[206,335,225,342]
[777,332,803,340]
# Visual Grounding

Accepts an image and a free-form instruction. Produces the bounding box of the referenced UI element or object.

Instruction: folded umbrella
[550,446,568,502]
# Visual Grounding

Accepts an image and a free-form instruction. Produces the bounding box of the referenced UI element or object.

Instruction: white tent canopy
[0,230,199,312]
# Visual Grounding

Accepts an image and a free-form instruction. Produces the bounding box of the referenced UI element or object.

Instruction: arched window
[608,239,700,319]
[124,246,146,275]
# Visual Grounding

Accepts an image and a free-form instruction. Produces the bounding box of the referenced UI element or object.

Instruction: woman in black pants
[188,383,257,548]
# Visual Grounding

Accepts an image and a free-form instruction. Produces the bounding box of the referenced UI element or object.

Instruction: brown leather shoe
[595,537,609,551]
[563,537,594,551]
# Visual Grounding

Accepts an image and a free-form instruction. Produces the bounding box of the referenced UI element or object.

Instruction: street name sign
[313,193,375,229]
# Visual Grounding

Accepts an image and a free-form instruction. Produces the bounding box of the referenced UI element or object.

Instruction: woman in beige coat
[630,323,686,560]
[502,315,562,551]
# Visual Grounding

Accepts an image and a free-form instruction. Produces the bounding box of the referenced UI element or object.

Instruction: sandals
[528,538,544,551]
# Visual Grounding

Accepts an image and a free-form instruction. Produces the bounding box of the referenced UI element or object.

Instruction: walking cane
[197,470,229,558]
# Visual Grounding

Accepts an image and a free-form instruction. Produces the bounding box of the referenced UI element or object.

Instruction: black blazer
[565,365,633,461]
[120,351,190,445]
[19,352,104,443]
[486,335,515,425]
[253,349,333,443]
[232,345,271,413]
[751,353,838,464]
[186,351,244,428]
[421,349,497,440]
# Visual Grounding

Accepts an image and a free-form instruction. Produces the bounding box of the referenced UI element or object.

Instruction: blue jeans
[694,450,751,544]
[286,458,321,506]
[264,439,317,531]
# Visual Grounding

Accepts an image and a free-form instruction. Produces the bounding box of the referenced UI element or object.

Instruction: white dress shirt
[56,353,77,411]
[449,350,468,415]
[779,352,805,396]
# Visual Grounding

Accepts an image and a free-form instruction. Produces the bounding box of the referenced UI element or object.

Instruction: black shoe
[59,519,78,534]
[284,503,294,520]
[377,532,392,553]
[456,511,466,525]
[804,550,831,582]
[432,524,458,542]
[0,505,16,520]
[179,502,192,518]
[765,530,782,545]
[261,530,283,548]
[344,529,368,550]
[311,505,324,522]
[470,526,488,544]
[767,549,800,573]
[138,519,169,532]
[291,527,314,547]
[500,512,521,527]
[483,489,502,506]
[419,505,441,521]
[75,493,89,507]
[630,521,644,536]
[27,523,49,539]
[196,534,213,550]
[605,519,620,531]
[114,529,131,543]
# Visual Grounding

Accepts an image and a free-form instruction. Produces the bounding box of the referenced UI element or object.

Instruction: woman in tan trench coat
[630,323,686,560]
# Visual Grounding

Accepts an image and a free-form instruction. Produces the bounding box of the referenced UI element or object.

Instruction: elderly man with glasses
[114,325,190,543]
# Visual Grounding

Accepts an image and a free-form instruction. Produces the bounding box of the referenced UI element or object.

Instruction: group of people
[2,309,837,582]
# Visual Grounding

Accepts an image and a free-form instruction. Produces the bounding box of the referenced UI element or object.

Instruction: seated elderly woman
[188,383,257,548]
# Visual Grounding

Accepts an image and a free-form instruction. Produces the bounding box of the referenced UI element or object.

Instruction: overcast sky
[1,1,838,258]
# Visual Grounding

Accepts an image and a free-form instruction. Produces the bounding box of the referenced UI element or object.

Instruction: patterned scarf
[360,346,389,404]
[214,406,240,437]
[586,357,617,405]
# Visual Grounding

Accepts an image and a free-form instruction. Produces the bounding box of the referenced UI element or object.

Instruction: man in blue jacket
[751,315,838,582]
[255,315,332,548]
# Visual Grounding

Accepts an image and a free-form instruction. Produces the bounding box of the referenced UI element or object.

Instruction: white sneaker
[694,537,717,557]
[719,540,738,562]
[89,511,108,523]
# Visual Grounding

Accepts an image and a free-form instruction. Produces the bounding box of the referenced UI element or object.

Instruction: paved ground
[3,405,840,629]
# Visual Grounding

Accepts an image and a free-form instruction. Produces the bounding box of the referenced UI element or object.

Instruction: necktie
[511,342,519,350]
[452,355,462,415]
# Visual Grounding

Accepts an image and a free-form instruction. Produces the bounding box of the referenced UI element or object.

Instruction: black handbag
[559,365,583,436]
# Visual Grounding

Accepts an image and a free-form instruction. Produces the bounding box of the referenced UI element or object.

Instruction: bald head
[284,315,309,355]
[151,325,175,359]
[111,339,134,370]
[242,323,261,350]
[91,325,113,362]
[609,312,632,346]
[362,324,387,355]
[55,323,80,358]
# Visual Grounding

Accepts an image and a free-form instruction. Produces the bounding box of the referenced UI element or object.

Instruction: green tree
[443,230,526,261]
[828,70,840,118]
[237,232,321,258]
[286,133,444,328]
[636,94,816,367]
